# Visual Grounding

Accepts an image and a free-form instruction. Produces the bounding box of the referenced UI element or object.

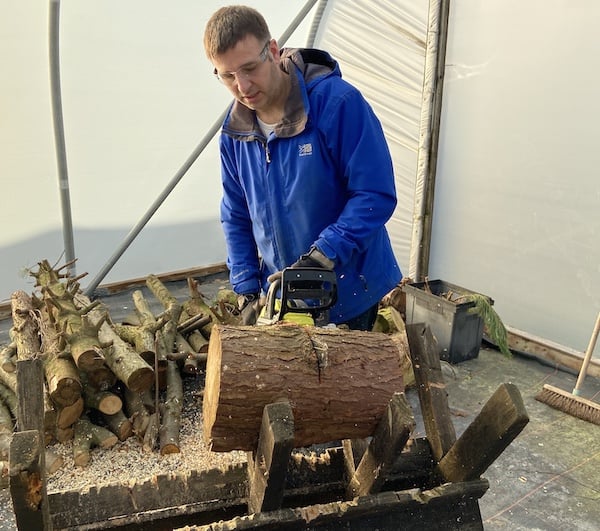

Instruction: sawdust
[46,375,247,494]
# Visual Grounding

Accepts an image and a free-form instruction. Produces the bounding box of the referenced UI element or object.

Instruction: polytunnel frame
[47,0,448,296]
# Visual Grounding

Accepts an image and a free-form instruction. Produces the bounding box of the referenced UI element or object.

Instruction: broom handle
[573,311,600,396]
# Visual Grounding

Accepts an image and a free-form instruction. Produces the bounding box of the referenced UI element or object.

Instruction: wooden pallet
[8,323,529,530]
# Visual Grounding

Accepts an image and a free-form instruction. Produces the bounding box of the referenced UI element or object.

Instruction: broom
[535,311,600,425]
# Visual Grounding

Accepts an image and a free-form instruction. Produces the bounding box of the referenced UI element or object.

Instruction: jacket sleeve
[312,84,397,266]
[219,136,262,295]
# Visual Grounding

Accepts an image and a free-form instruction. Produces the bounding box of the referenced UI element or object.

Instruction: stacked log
[0,259,239,470]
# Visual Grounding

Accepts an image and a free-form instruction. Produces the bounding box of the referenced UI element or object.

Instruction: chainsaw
[256,267,337,327]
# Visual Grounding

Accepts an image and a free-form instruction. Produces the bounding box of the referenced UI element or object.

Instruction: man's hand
[268,247,335,285]
[292,246,335,270]
[237,293,261,325]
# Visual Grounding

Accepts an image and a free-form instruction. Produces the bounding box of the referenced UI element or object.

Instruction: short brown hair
[204,5,271,60]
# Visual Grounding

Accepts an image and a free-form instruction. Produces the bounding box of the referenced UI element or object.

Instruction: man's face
[212,35,280,113]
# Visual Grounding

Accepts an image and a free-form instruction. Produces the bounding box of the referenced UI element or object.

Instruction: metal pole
[49,0,76,277]
[84,0,320,296]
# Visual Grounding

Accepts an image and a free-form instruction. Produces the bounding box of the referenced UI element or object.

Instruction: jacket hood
[223,48,341,139]
[279,47,339,84]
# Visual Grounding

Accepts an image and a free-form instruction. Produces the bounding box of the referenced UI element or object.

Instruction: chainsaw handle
[280,268,337,316]
[262,276,281,322]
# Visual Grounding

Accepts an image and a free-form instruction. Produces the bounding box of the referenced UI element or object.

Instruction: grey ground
[1,272,598,530]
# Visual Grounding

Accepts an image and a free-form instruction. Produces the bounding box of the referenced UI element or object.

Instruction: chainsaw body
[257,267,337,326]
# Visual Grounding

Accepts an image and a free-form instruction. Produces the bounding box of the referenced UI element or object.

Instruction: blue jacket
[219,48,402,323]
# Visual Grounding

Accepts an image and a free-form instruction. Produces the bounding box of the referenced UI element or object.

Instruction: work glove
[268,247,335,283]
[237,293,261,325]
[292,246,335,270]
[286,247,336,293]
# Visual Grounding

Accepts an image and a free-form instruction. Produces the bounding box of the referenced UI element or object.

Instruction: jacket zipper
[264,140,271,163]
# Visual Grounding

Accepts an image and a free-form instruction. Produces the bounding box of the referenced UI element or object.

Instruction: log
[0,381,18,418]
[0,341,16,373]
[83,385,123,415]
[75,293,154,392]
[103,409,133,441]
[73,417,119,467]
[186,329,210,354]
[11,290,41,361]
[84,364,118,391]
[159,360,183,455]
[175,333,200,374]
[114,323,155,361]
[0,399,13,460]
[56,396,85,429]
[143,412,159,453]
[124,388,152,439]
[185,278,219,338]
[0,364,17,393]
[40,303,82,408]
[204,324,405,452]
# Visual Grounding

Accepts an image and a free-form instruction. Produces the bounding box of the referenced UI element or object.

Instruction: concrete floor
[432,348,600,531]
[1,272,599,529]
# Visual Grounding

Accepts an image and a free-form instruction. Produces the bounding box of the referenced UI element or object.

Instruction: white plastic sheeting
[311,1,433,275]
[0,0,313,301]
[3,1,597,354]
[432,0,600,351]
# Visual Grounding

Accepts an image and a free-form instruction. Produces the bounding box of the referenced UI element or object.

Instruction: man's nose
[235,73,252,91]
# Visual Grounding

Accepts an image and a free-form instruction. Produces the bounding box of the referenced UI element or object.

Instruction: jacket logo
[298,143,313,157]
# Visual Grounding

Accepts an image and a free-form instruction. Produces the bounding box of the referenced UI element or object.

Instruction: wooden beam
[91,262,229,296]
[505,325,600,378]
[406,323,456,461]
[12,358,52,529]
[190,479,488,531]
[247,401,295,514]
[437,382,529,482]
[347,392,415,498]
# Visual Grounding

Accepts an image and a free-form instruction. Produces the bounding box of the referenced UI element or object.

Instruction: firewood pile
[0,259,246,479]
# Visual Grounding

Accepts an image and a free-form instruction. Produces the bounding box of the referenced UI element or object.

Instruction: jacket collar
[223,48,337,140]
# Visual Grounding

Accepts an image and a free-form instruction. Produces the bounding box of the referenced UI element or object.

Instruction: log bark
[75,293,154,392]
[103,409,133,441]
[45,447,64,475]
[0,342,16,373]
[0,363,18,393]
[83,364,118,391]
[124,388,152,439]
[56,396,84,429]
[175,333,200,374]
[73,416,119,467]
[185,278,219,339]
[0,399,13,460]
[159,360,183,454]
[204,324,405,452]
[11,290,41,361]
[39,303,82,408]
[83,385,123,415]
[0,381,18,418]
[143,412,159,453]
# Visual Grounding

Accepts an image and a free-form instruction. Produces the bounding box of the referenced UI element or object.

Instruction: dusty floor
[2,347,598,530]
[1,271,598,529]
[434,348,600,530]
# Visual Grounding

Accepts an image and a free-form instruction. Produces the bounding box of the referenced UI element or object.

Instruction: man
[204,6,402,330]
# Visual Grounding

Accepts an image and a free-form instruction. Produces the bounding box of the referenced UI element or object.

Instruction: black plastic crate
[402,280,494,364]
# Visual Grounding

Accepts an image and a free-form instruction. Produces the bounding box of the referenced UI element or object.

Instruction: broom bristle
[535,384,600,426]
